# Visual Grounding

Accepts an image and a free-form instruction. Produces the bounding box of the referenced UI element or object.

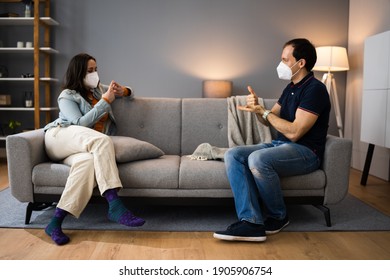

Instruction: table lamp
[313,46,349,138]
[202,80,232,98]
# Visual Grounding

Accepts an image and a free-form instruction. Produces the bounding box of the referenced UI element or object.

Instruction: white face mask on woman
[84,71,99,89]
[276,60,301,80]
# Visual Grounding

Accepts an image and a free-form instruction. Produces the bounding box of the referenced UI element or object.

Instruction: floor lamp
[313,46,349,138]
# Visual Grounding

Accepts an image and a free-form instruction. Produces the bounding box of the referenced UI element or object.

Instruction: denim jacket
[44,84,133,135]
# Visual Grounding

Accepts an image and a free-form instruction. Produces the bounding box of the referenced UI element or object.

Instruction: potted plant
[7,119,21,135]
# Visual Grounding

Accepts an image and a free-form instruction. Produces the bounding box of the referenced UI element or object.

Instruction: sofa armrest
[6,128,47,202]
[322,135,352,204]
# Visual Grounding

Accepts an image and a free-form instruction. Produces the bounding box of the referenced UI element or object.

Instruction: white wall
[345,0,390,180]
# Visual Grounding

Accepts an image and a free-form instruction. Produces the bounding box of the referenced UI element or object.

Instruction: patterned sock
[104,189,145,227]
[45,207,70,245]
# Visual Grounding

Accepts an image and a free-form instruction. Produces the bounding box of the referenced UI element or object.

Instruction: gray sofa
[6,97,352,226]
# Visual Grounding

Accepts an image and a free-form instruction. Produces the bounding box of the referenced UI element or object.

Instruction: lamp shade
[202,80,232,98]
[313,46,349,72]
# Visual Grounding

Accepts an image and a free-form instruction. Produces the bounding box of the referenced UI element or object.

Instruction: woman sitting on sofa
[43,53,145,245]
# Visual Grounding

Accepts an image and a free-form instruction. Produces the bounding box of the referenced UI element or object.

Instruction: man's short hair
[284,38,317,71]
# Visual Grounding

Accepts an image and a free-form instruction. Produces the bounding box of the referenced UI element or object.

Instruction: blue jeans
[224,140,320,225]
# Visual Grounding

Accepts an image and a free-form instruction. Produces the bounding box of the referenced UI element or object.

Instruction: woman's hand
[102,81,116,103]
[111,81,127,97]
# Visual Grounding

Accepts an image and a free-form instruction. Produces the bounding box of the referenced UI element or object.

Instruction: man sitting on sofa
[214,38,330,242]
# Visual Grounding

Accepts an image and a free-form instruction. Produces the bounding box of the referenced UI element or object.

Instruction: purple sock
[45,208,70,245]
[104,189,145,227]
[104,188,119,203]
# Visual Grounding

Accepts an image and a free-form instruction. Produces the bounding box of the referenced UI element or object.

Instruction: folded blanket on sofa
[227,95,272,147]
[187,143,228,161]
[189,96,272,160]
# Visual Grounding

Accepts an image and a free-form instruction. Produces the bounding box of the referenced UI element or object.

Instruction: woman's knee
[65,152,94,167]
[94,133,113,148]
[77,152,94,162]
[95,133,110,142]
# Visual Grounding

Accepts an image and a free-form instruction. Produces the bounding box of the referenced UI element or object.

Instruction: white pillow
[110,136,164,163]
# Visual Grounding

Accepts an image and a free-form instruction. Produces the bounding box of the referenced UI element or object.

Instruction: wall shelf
[0,17,59,26]
[0,107,58,111]
[0,77,59,82]
[0,0,59,134]
[0,47,59,54]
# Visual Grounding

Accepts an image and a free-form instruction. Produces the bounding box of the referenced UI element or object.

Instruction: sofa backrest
[112,97,182,155]
[112,97,278,156]
[181,98,229,155]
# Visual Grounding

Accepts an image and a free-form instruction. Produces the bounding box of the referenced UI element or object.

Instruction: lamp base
[322,73,343,138]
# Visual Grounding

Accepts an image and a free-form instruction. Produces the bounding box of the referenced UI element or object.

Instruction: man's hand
[246,86,259,106]
[237,86,269,126]
[237,104,265,114]
[238,86,265,114]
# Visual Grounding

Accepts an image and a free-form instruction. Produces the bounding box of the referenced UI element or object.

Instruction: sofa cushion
[118,155,180,189]
[280,169,326,190]
[111,136,164,163]
[179,156,231,189]
[32,162,70,187]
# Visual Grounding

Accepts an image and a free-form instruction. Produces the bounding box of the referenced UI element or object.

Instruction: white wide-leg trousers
[45,125,122,218]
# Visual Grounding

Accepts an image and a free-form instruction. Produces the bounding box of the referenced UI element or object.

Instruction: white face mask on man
[276,60,301,80]
[84,71,99,89]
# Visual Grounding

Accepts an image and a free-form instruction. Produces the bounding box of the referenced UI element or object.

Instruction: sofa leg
[25,202,53,224]
[312,204,331,227]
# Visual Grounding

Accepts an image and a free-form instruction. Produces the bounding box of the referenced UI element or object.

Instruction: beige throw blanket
[188,96,272,160]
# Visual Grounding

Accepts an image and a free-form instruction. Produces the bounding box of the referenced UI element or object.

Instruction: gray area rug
[0,188,389,232]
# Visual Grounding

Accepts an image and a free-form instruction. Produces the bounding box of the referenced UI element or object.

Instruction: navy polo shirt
[277,72,330,161]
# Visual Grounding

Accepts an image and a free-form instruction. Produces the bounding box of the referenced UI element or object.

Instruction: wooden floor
[0,158,389,260]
